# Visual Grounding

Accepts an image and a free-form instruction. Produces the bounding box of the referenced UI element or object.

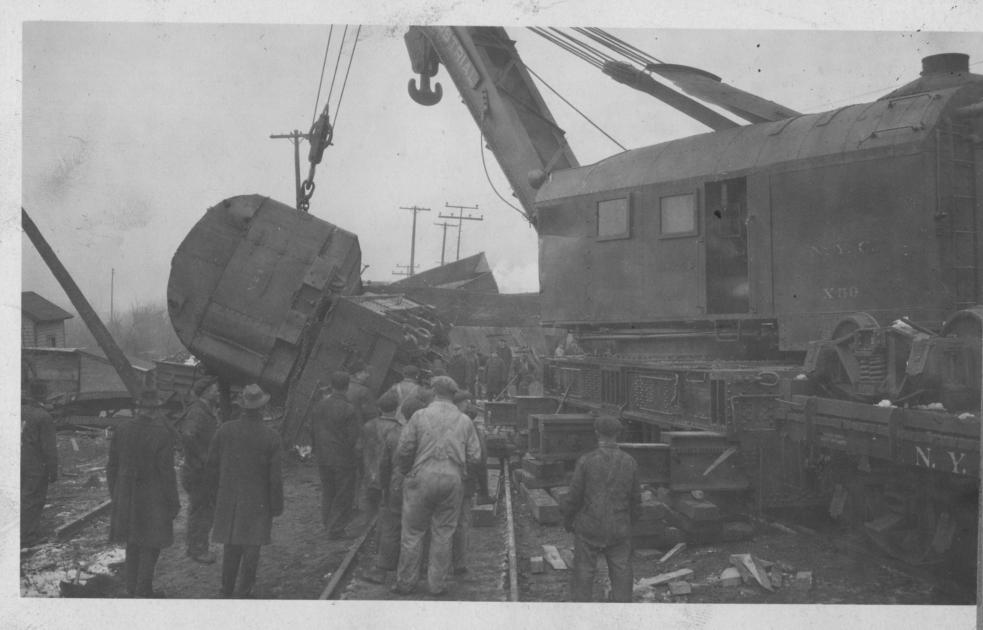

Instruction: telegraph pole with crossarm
[439,202,483,261]
[393,205,431,276]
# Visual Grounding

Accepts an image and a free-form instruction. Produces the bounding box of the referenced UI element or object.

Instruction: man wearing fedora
[107,388,180,598]
[207,383,284,598]
[179,377,220,564]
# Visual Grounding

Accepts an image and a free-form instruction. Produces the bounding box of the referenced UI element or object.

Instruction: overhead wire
[584,27,666,65]
[549,27,614,65]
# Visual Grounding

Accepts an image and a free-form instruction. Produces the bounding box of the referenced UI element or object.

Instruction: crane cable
[300,25,362,211]
[310,26,335,126]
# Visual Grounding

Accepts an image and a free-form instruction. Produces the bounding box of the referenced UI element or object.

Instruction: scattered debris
[54,500,112,540]
[792,571,814,590]
[719,567,742,587]
[729,553,773,591]
[659,542,686,564]
[875,400,895,408]
[522,485,561,524]
[667,581,692,596]
[865,513,904,534]
[541,545,567,570]
[958,412,976,420]
[635,568,694,590]
[558,547,574,569]
[530,556,545,574]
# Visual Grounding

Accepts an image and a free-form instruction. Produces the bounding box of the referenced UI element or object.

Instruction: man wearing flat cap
[179,377,219,563]
[107,389,180,597]
[206,383,284,598]
[563,415,641,602]
[392,376,482,597]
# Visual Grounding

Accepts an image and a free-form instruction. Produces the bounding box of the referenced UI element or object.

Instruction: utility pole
[433,220,455,266]
[394,205,431,276]
[269,129,309,211]
[440,202,483,261]
[109,268,115,326]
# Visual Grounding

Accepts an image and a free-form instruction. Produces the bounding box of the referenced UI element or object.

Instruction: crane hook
[408,74,443,106]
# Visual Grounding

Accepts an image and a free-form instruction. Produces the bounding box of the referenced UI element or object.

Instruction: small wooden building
[21,291,73,348]
[22,347,154,398]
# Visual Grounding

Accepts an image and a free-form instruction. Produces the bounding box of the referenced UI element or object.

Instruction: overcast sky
[15,16,983,319]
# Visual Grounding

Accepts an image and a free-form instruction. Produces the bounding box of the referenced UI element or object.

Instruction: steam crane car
[404,27,983,576]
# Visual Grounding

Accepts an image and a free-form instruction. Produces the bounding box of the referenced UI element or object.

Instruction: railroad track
[322,458,522,601]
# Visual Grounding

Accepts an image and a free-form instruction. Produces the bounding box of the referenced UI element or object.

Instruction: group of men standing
[106,379,283,598]
[308,362,486,597]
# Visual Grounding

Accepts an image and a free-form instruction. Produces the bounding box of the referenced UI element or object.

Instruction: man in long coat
[310,371,360,538]
[21,381,58,546]
[206,383,284,598]
[107,389,180,598]
[178,377,219,563]
[447,345,468,392]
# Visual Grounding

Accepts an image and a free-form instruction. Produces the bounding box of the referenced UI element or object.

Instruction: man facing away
[206,384,284,598]
[310,371,361,539]
[362,395,427,584]
[451,391,488,576]
[484,352,507,401]
[392,376,482,596]
[21,380,58,547]
[179,377,220,564]
[361,390,400,521]
[563,416,641,602]
[107,389,180,598]
[447,345,468,393]
[387,365,421,423]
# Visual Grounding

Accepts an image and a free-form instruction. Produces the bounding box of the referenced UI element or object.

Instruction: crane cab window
[660,193,697,237]
[597,197,630,240]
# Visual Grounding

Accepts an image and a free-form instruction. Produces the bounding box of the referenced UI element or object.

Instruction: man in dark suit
[206,383,284,598]
[311,371,361,539]
[107,389,180,598]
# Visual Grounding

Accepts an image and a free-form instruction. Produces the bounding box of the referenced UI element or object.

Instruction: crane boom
[405,26,578,226]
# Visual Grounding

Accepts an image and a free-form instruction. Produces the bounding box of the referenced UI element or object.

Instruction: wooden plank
[318,515,378,600]
[541,544,567,570]
[558,547,574,569]
[636,568,693,588]
[658,542,686,564]
[55,500,112,540]
[521,484,561,524]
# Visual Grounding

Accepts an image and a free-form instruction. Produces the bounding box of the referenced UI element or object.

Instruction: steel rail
[318,514,379,600]
[503,458,519,602]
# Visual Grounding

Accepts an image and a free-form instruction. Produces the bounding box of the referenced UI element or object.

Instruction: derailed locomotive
[166,195,447,445]
[405,28,983,578]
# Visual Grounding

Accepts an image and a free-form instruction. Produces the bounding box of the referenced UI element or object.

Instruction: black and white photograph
[4,1,982,628]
